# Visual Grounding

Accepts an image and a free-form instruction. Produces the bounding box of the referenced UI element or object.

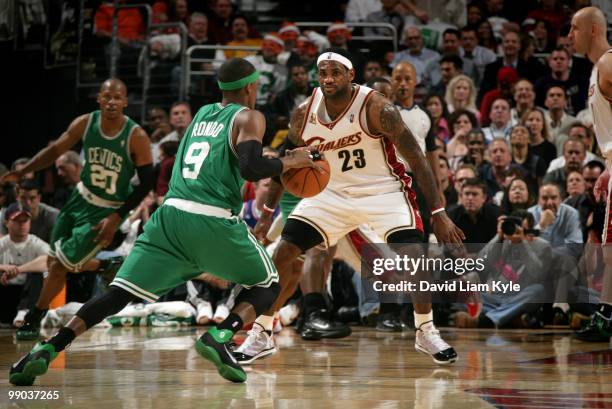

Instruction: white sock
[255,315,274,331]
[414,311,434,329]
[553,303,570,313]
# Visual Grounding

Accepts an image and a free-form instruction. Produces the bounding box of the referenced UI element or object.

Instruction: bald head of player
[217,58,259,109]
[569,6,609,61]
[317,48,355,101]
[391,62,417,107]
[97,78,128,121]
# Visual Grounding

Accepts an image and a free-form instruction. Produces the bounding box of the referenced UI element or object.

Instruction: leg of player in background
[575,177,612,342]
[16,255,113,340]
[16,258,69,340]
[298,246,351,340]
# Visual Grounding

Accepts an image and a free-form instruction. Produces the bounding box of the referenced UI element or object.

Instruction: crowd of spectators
[2,0,612,332]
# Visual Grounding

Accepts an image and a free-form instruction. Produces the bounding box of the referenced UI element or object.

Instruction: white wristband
[431,207,445,216]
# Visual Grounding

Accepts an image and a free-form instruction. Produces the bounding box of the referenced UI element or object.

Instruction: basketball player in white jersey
[569,6,612,341]
[241,48,465,364]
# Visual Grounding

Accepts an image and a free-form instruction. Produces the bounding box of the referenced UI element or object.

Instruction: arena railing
[140,21,187,122]
[183,45,261,99]
[109,3,152,78]
[295,22,398,53]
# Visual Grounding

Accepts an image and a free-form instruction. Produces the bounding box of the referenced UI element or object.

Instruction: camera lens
[501,219,517,235]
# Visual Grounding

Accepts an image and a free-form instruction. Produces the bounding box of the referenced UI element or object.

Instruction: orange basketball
[281,158,330,198]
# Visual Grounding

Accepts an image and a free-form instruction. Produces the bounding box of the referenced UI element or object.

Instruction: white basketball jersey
[589,49,612,155]
[299,85,410,197]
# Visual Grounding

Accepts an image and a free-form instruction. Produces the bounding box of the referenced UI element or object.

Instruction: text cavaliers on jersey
[299,85,412,197]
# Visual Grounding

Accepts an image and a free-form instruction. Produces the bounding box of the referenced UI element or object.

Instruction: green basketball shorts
[111,201,278,302]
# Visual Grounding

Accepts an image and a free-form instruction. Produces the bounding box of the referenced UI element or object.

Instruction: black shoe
[335,306,361,324]
[300,309,352,340]
[376,312,406,332]
[573,312,612,342]
[16,319,41,341]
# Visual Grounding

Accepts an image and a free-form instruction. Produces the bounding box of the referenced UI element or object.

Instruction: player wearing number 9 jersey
[8,58,317,387]
[0,78,154,341]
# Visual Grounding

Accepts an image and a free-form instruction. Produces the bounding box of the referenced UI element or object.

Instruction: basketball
[281,155,330,198]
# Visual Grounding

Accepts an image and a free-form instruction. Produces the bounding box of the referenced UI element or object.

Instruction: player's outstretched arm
[366,93,465,244]
[0,114,90,185]
[234,109,315,183]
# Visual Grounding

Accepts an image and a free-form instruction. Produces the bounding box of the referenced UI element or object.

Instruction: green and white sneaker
[574,311,612,342]
[196,328,246,383]
[9,342,58,386]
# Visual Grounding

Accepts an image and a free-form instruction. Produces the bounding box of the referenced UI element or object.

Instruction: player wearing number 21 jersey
[0,79,154,341]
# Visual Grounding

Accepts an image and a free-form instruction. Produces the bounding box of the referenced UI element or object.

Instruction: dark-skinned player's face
[317,61,354,99]
[97,82,128,119]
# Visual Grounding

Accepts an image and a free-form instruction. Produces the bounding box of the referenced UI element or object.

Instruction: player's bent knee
[235,282,281,317]
[77,286,141,329]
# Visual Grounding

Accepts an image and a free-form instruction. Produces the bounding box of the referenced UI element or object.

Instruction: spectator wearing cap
[326,22,365,82]
[479,30,546,102]
[0,180,59,243]
[479,67,518,127]
[277,22,302,66]
[245,33,289,110]
[296,35,321,88]
[534,46,587,116]
[0,202,49,326]
[544,85,576,154]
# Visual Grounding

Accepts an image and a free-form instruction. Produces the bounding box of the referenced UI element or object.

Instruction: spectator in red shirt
[155,140,179,204]
[94,1,145,45]
[525,0,568,43]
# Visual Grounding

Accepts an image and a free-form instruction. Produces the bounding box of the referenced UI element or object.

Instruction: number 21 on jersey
[182,142,211,179]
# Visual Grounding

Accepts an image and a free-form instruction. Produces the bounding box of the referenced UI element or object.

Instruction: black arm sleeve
[116,163,155,218]
[237,140,284,182]
[272,136,299,184]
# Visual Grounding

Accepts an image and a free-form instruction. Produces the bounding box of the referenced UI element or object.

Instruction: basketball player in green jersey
[9,58,316,386]
[1,78,155,341]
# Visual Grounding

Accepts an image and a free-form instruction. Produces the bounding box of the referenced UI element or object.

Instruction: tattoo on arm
[378,103,442,210]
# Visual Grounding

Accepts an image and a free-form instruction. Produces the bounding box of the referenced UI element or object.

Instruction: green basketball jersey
[166,103,248,215]
[80,110,138,203]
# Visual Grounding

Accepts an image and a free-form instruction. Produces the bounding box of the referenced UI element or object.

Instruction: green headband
[217,70,260,91]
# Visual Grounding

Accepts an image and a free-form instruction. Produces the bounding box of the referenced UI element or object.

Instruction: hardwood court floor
[0,326,611,408]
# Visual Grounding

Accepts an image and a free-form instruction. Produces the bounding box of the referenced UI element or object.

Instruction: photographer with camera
[454,210,552,328]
